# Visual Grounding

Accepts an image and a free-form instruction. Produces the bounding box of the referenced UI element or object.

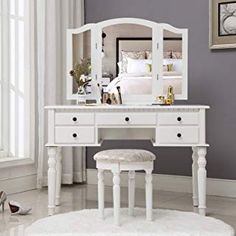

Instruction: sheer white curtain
[36,0,86,187]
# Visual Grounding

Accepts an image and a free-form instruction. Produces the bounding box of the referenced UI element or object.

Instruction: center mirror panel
[101,24,153,96]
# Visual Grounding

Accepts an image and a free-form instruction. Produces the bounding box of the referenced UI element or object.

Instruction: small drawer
[55,127,95,144]
[157,126,199,144]
[158,112,199,125]
[96,112,156,126]
[55,112,94,126]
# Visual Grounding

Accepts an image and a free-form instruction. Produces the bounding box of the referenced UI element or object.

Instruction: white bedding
[105,75,152,95]
[105,72,183,95]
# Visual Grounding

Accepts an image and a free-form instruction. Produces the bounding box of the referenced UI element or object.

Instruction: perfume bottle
[165,85,175,105]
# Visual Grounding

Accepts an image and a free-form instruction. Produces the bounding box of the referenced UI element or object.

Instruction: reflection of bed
[106,37,183,95]
[105,74,152,95]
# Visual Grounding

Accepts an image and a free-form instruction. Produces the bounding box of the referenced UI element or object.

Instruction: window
[0,0,35,160]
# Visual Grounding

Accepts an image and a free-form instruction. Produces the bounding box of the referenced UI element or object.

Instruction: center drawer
[96,112,156,126]
[55,127,95,144]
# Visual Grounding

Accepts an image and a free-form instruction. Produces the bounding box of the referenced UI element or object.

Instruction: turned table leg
[197,147,207,216]
[192,147,199,207]
[128,170,135,216]
[55,147,62,206]
[48,147,57,216]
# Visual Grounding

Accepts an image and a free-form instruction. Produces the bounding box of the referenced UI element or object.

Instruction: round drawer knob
[72,117,77,122]
[72,133,77,138]
[125,117,130,122]
[177,133,182,138]
[177,117,182,122]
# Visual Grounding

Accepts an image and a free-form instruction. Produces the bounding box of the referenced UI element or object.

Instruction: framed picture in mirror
[209,0,236,49]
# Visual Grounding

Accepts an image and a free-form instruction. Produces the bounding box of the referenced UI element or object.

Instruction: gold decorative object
[165,85,175,105]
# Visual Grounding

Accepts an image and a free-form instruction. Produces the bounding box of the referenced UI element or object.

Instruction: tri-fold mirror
[67,18,188,104]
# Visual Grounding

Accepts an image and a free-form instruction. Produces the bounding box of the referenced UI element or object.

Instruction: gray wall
[85,0,236,180]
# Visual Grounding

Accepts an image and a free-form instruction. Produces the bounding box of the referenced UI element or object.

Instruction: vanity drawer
[96,112,156,126]
[55,127,95,144]
[158,112,199,125]
[157,126,199,144]
[55,112,94,126]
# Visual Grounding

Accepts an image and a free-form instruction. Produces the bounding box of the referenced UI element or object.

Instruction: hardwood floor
[1,184,236,235]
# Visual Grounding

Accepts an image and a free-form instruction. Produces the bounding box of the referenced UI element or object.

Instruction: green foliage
[69,58,91,87]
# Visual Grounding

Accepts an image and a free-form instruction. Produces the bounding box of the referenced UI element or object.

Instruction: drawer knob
[177,117,182,122]
[125,117,130,122]
[72,117,77,122]
[177,133,182,138]
[72,133,78,138]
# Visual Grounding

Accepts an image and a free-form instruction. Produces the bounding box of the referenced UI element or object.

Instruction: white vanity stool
[94,149,156,226]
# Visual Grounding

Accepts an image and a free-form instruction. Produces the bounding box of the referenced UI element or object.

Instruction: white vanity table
[45,18,209,217]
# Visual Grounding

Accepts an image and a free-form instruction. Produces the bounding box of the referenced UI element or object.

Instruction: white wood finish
[192,147,199,207]
[112,169,121,226]
[55,127,95,144]
[197,146,207,216]
[55,147,62,206]
[98,169,104,219]
[55,112,94,126]
[157,126,199,144]
[145,169,153,221]
[96,112,156,126]
[45,105,209,216]
[158,112,199,125]
[128,170,135,216]
[96,158,154,226]
[66,18,188,103]
[47,147,57,216]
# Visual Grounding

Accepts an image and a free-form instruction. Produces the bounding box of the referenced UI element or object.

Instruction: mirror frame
[66,24,100,101]
[66,18,188,104]
[159,23,188,100]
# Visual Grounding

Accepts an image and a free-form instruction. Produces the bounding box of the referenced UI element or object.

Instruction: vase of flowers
[69,58,91,104]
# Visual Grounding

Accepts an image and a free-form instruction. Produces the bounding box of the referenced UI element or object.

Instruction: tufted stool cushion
[94,149,156,163]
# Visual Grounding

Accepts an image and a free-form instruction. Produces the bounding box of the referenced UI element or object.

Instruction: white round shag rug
[26,208,234,236]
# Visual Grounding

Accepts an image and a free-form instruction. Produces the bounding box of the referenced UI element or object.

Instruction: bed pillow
[163,59,182,73]
[127,58,152,74]
[121,51,146,73]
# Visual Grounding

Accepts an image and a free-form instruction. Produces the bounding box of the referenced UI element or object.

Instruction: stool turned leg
[98,169,104,219]
[145,169,153,221]
[112,170,120,226]
[128,170,135,216]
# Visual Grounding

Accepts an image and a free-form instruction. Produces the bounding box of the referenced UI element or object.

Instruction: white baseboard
[0,174,37,194]
[87,169,236,198]
[42,171,86,186]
